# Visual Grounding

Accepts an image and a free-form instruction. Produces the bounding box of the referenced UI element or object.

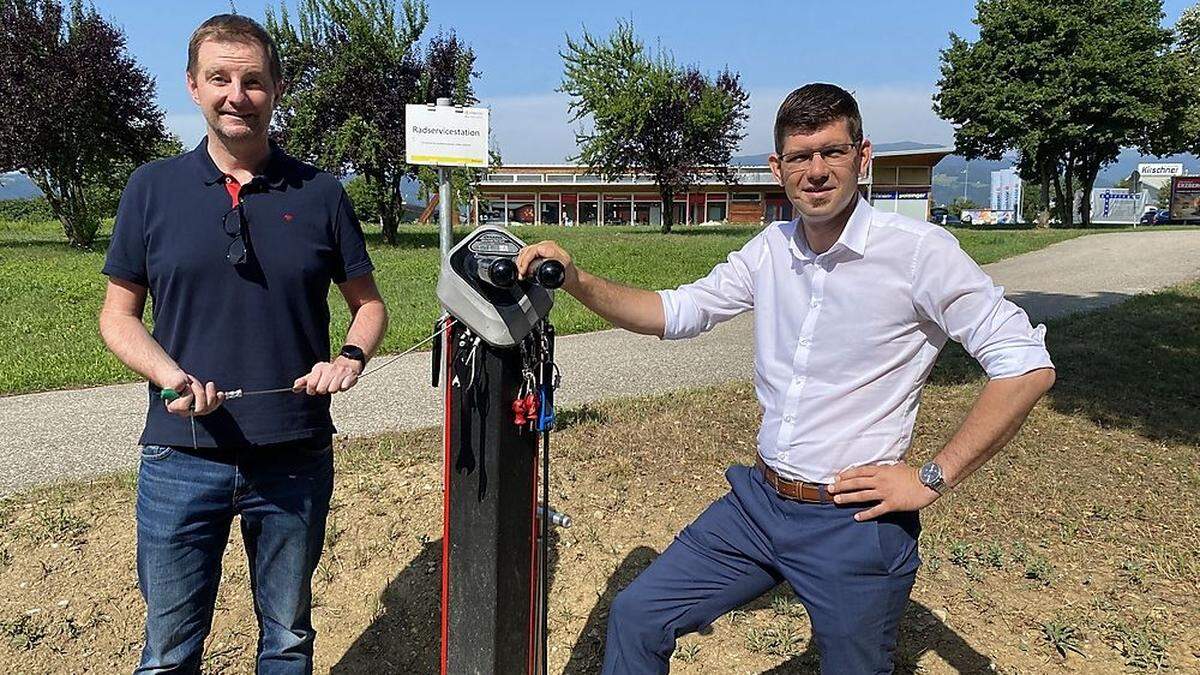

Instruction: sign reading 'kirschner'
[405,104,490,167]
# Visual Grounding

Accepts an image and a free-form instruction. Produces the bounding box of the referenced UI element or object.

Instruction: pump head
[436,226,557,347]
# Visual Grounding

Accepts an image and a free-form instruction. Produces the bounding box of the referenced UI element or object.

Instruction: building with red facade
[473,146,953,227]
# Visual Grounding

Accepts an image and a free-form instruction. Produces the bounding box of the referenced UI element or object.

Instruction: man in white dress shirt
[516,83,1056,674]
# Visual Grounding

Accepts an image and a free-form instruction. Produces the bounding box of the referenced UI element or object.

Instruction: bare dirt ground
[1,283,1199,674]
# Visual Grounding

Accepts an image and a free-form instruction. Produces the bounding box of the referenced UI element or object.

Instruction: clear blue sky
[91,0,1198,162]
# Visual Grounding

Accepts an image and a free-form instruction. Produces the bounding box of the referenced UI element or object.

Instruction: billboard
[1169,176,1200,223]
[1088,188,1144,224]
[962,208,1017,225]
[990,168,1022,220]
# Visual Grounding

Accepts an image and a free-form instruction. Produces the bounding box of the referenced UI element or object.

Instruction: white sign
[1137,163,1184,177]
[1087,188,1145,224]
[405,104,489,167]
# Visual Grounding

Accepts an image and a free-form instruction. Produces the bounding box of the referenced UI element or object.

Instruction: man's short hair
[187,14,282,86]
[773,83,863,153]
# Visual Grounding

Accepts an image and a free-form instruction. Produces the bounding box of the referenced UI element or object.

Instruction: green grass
[0,218,1173,396]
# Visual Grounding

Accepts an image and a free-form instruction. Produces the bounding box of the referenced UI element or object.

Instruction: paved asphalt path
[1,229,1197,495]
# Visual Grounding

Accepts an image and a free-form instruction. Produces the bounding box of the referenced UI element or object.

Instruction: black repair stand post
[440,320,545,675]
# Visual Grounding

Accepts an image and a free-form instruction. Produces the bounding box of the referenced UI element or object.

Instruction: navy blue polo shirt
[103,138,374,448]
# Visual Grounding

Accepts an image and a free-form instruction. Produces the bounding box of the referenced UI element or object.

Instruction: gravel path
[2,229,1197,496]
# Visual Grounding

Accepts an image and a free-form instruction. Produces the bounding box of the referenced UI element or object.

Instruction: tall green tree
[0,0,172,247]
[1167,3,1200,155]
[561,21,748,233]
[935,0,1185,227]
[266,0,478,244]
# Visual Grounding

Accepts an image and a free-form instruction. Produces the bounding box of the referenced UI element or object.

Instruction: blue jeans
[134,437,334,674]
[603,465,921,674]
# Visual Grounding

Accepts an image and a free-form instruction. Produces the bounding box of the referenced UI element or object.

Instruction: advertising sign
[405,104,489,167]
[962,209,1016,225]
[1137,163,1184,178]
[1088,188,1144,224]
[990,168,1022,220]
[1170,176,1200,223]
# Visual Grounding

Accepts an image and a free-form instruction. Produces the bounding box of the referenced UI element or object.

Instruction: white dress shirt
[658,197,1054,484]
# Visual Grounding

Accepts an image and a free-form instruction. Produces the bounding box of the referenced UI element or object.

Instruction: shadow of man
[564,545,660,674]
[759,600,993,674]
[331,528,564,674]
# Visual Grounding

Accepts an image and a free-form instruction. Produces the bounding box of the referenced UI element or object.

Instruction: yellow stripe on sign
[408,155,487,166]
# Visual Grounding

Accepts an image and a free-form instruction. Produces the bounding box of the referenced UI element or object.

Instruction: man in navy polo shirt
[99,14,387,673]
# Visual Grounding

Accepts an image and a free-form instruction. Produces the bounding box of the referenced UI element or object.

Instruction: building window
[732,192,760,202]
[578,200,598,225]
[546,174,575,183]
[507,195,535,224]
[540,196,561,225]
[604,199,631,225]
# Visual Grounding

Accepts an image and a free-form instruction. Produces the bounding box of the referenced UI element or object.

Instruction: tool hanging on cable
[157,319,455,448]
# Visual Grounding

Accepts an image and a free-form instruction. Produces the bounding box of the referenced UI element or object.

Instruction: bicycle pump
[433,226,571,674]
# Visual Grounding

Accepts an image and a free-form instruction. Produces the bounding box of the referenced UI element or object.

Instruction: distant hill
[0,173,40,199]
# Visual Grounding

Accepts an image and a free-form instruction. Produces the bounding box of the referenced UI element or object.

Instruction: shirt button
[794,375,804,384]
[784,415,795,423]
[798,337,811,347]
[810,299,821,308]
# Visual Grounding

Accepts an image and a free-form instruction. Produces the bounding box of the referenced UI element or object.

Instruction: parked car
[1139,209,1158,225]
[928,207,962,227]
[1153,209,1173,225]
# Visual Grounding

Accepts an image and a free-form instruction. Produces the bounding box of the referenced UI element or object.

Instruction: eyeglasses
[221,202,248,265]
[779,142,860,172]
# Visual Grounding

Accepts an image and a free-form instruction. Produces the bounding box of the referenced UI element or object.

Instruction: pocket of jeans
[139,444,174,461]
[873,511,921,575]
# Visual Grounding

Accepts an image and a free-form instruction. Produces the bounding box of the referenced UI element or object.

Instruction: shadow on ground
[560,546,992,674]
[930,285,1200,446]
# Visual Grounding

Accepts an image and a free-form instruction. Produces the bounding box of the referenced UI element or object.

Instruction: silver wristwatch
[918,461,948,495]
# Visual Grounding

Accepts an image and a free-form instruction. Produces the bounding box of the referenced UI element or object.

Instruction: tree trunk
[1054,150,1074,229]
[1038,164,1052,229]
[31,171,99,248]
[661,187,674,234]
[380,173,402,246]
[1077,157,1100,228]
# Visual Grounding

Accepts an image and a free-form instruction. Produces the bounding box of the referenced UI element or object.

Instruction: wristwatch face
[340,345,365,362]
[919,462,942,486]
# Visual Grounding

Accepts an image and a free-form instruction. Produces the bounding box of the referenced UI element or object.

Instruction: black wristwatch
[338,344,367,366]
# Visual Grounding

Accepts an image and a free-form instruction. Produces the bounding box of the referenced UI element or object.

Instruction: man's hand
[827,464,940,521]
[516,241,580,291]
[158,369,224,416]
[293,357,362,396]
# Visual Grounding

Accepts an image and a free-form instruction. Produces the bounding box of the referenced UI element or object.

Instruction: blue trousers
[603,464,920,674]
[134,437,334,674]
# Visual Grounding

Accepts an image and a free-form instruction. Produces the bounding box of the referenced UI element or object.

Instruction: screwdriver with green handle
[160,387,198,449]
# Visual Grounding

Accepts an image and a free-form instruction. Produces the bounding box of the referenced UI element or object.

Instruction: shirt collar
[790,195,873,262]
[192,136,288,189]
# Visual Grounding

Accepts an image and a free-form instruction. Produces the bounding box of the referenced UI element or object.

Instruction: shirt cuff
[980,323,1056,379]
[657,289,683,340]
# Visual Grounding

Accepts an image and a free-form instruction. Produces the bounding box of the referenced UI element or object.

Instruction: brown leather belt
[755,457,831,504]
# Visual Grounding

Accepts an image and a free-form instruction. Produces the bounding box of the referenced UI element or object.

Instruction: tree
[1168,3,1200,154]
[0,0,172,247]
[948,196,979,218]
[935,0,1184,228]
[561,21,749,233]
[266,0,479,244]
